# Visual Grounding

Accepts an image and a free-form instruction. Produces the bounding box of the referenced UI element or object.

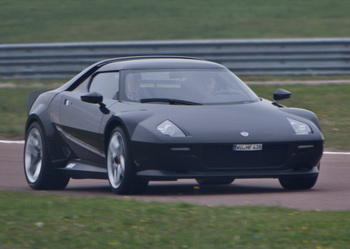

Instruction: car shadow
[63,180,307,196]
[143,182,293,196]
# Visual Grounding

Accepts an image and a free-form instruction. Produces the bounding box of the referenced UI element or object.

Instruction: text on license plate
[233,144,263,151]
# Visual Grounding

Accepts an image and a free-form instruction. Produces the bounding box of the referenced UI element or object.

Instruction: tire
[107,127,148,194]
[24,122,69,190]
[279,174,318,190]
[196,177,235,185]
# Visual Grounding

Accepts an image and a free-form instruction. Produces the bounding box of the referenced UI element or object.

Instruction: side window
[89,72,119,99]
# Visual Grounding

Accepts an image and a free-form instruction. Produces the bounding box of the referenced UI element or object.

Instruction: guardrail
[1,39,350,79]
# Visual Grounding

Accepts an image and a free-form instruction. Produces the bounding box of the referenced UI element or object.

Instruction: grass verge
[1,191,350,249]
[2,0,350,43]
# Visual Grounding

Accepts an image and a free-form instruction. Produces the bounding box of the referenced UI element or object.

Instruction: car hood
[114,100,323,143]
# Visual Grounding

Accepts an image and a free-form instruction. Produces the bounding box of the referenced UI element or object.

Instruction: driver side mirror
[273,89,292,102]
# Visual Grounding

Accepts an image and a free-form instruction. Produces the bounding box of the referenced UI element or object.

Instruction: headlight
[157,120,186,137]
[287,118,312,135]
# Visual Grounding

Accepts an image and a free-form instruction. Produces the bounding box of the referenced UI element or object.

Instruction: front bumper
[131,140,323,181]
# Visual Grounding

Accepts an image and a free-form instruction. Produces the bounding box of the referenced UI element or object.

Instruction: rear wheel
[24,122,69,190]
[196,177,235,185]
[107,127,148,194]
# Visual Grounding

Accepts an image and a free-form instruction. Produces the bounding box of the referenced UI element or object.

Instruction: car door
[58,72,120,163]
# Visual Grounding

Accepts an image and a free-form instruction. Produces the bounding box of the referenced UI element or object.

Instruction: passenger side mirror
[81,92,103,104]
[81,92,110,114]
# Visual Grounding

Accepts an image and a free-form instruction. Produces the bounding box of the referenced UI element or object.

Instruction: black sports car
[24,56,324,194]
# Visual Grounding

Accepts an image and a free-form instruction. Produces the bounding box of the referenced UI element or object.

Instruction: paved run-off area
[1,142,349,211]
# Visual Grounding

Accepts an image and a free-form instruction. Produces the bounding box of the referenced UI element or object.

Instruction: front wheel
[279,174,318,190]
[107,127,148,194]
[24,122,69,190]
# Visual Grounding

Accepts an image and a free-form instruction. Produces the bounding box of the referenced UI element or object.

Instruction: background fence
[1,38,350,79]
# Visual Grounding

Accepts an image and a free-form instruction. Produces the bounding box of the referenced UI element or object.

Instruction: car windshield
[122,69,259,105]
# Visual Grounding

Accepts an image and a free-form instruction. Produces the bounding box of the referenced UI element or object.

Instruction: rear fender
[26,90,70,167]
[27,90,49,113]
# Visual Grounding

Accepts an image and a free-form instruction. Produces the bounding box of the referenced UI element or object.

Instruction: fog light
[170,147,191,151]
[298,145,314,149]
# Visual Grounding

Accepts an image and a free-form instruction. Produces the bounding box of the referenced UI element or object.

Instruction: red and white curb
[1,140,349,155]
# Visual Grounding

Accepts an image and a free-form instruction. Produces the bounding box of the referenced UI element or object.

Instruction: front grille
[203,144,288,169]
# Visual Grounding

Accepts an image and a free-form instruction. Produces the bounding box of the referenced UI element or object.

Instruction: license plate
[233,144,263,151]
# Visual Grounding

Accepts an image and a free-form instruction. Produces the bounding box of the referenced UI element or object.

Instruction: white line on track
[323,152,350,155]
[0,140,24,144]
[1,140,350,155]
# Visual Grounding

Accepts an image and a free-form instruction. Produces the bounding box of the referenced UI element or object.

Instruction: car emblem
[240,131,249,137]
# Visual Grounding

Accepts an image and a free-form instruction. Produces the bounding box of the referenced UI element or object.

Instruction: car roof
[98,56,226,71]
[60,56,227,91]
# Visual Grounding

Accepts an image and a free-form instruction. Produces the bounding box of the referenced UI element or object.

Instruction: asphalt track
[1,142,349,211]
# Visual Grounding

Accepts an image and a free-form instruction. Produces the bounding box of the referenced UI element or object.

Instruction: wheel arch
[25,115,59,164]
[25,115,37,133]
[104,117,131,153]
[25,114,46,137]
[25,113,70,167]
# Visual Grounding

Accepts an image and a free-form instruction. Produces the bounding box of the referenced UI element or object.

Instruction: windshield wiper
[140,98,202,105]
